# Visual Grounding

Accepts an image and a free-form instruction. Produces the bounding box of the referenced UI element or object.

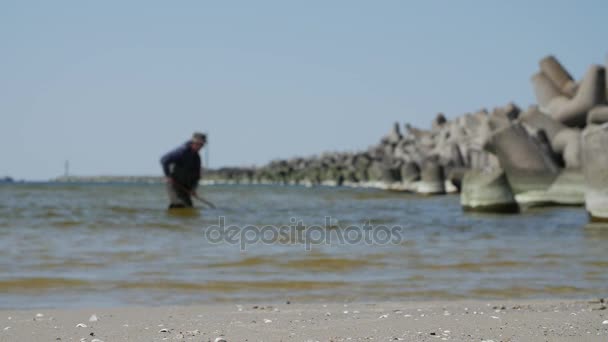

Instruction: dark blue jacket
[160,141,201,190]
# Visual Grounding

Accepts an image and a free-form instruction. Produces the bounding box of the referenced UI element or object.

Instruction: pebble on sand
[602,320,608,325]
[89,314,98,322]
[214,337,227,342]
[186,329,201,336]
[76,323,87,328]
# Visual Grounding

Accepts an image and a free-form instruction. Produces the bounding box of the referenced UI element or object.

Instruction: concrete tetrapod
[461,169,519,213]
[587,105,608,125]
[416,158,446,195]
[552,129,582,169]
[532,71,566,112]
[490,123,562,206]
[546,65,606,127]
[519,106,566,147]
[582,123,608,221]
[539,55,576,97]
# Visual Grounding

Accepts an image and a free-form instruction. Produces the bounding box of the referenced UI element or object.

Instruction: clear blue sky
[1,1,606,180]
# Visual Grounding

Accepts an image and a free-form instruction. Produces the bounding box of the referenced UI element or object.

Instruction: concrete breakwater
[204,55,608,221]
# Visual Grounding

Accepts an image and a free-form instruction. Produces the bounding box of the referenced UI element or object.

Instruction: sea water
[0,183,606,309]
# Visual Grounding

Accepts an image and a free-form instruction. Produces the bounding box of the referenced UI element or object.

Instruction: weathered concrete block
[582,123,608,221]
[416,158,445,195]
[405,124,435,149]
[587,105,608,125]
[461,169,518,213]
[539,55,576,96]
[385,122,403,144]
[494,102,521,121]
[446,167,467,192]
[548,65,606,127]
[400,161,420,184]
[519,106,567,146]
[488,111,512,132]
[468,149,500,171]
[434,142,465,170]
[511,170,584,207]
[552,129,582,169]
[490,123,561,199]
[367,160,400,184]
[532,71,565,110]
[548,170,585,203]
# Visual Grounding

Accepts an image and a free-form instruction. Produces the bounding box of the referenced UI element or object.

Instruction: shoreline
[2,299,607,341]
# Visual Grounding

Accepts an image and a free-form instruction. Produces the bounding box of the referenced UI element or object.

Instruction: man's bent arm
[160,147,184,177]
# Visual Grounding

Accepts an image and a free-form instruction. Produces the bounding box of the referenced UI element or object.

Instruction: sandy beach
[1,299,607,342]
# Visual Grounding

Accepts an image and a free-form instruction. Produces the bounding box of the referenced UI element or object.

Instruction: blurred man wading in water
[160,132,206,208]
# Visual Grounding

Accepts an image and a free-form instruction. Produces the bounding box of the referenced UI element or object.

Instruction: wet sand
[1,299,607,341]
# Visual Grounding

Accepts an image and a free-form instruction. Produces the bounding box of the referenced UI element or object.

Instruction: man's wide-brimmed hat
[192,132,207,144]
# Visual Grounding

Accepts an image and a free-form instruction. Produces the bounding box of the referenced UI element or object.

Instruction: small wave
[51,220,83,228]
[32,210,64,219]
[0,277,91,290]
[585,270,605,280]
[107,206,140,214]
[208,256,274,268]
[113,280,347,292]
[278,257,386,272]
[29,260,106,270]
[414,261,528,271]
[207,255,386,272]
[584,261,608,268]
[533,253,564,259]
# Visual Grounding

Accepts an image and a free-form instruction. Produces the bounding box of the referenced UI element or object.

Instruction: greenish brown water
[0,183,607,309]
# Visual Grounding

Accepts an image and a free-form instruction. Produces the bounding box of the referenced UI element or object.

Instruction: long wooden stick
[192,192,216,209]
[171,180,216,209]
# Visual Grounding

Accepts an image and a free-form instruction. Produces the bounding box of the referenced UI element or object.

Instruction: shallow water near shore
[0,183,607,309]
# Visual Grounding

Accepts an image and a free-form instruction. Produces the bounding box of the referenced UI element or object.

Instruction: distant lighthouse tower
[64,160,70,177]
